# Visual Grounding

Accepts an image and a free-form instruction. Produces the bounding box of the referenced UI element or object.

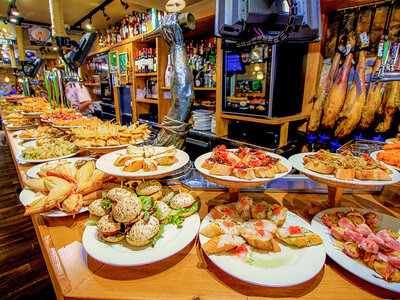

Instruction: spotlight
[103,9,110,21]
[120,0,129,10]
[10,7,19,17]
[86,18,93,30]
[9,15,17,23]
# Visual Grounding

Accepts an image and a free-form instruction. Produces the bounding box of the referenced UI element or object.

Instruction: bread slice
[335,168,355,181]
[355,169,391,181]
[232,168,255,180]
[304,161,335,175]
[122,157,144,172]
[209,164,233,176]
[202,234,245,254]
[276,226,322,247]
[254,166,276,178]
[143,159,158,172]
[274,162,288,173]
[154,155,178,166]
[201,158,216,170]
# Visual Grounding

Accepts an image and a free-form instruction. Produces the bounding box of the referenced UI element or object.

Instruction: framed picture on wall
[118,52,128,76]
[109,50,119,74]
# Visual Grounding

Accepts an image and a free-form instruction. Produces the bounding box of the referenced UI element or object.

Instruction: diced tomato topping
[241,201,248,207]
[221,208,233,215]
[222,221,235,227]
[234,162,247,169]
[101,230,118,236]
[256,205,264,211]
[250,160,262,167]
[220,152,227,159]
[256,221,264,228]
[231,245,248,254]
[273,206,281,215]
[289,226,302,235]
[214,145,226,152]
[256,154,264,160]
[256,229,265,237]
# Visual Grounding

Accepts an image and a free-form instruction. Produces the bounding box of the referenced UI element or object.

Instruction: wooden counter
[6,128,400,299]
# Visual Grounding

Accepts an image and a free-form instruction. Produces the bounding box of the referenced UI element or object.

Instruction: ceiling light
[53,46,58,51]
[4,76,10,83]
[10,7,19,17]
[17,78,23,83]
[102,9,110,21]
[9,15,17,23]
[120,0,129,10]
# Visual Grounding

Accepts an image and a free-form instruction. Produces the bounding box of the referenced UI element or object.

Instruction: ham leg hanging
[359,57,384,129]
[375,80,400,132]
[335,51,367,138]
[322,51,353,130]
[307,51,342,132]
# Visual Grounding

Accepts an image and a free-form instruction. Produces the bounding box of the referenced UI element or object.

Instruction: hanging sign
[27,25,52,46]
[25,50,37,62]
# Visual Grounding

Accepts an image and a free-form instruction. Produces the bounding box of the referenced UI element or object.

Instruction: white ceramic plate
[6,124,37,131]
[26,157,95,178]
[96,147,190,178]
[52,124,80,129]
[82,214,200,266]
[17,141,80,163]
[194,150,292,183]
[370,151,400,172]
[78,144,131,150]
[311,207,400,293]
[288,152,400,186]
[386,138,398,144]
[199,211,326,286]
[19,189,88,217]
[21,111,43,116]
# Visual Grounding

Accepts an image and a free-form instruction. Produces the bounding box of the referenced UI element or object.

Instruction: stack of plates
[211,115,216,134]
[192,110,214,131]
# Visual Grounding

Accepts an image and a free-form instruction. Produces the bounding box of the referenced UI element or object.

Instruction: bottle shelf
[136,98,158,104]
[135,72,157,77]
[160,86,216,91]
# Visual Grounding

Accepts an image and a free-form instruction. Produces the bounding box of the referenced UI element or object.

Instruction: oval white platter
[26,157,95,178]
[95,147,189,178]
[288,152,400,186]
[82,214,200,266]
[17,141,80,163]
[194,150,292,183]
[199,211,326,287]
[370,150,400,172]
[311,207,400,293]
[19,189,88,217]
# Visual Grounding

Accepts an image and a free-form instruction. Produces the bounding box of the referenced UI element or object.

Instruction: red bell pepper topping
[289,226,302,235]
[221,208,233,215]
[273,206,281,215]
[256,205,264,211]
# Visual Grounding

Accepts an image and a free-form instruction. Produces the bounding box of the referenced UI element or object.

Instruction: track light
[9,15,18,23]
[120,0,129,10]
[86,18,93,30]
[102,9,110,21]
[10,7,19,17]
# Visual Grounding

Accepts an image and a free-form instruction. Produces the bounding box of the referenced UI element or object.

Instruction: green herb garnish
[150,223,165,246]
[85,216,101,226]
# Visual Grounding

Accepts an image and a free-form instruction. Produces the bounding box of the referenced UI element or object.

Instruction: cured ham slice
[355,223,374,237]
[338,217,356,231]
[378,252,400,268]
[376,230,400,252]
[343,230,363,243]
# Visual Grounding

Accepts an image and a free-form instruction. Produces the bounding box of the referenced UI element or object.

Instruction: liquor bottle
[153,49,157,72]
[137,50,142,73]
[135,51,139,73]
[148,48,154,72]
[143,48,148,73]
[194,65,204,87]
[165,54,172,87]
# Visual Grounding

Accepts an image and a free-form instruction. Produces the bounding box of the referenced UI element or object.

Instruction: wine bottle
[165,54,172,87]
[153,49,157,72]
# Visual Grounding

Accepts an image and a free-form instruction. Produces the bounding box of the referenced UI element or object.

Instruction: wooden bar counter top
[5,129,400,299]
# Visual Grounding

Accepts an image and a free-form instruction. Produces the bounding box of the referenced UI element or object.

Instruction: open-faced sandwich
[200,196,322,265]
[303,150,393,181]
[113,145,179,172]
[201,145,289,180]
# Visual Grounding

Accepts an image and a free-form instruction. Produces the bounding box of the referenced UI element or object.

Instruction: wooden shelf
[83,82,100,87]
[160,86,216,91]
[54,63,65,69]
[136,98,158,104]
[135,72,157,77]
[220,113,309,125]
